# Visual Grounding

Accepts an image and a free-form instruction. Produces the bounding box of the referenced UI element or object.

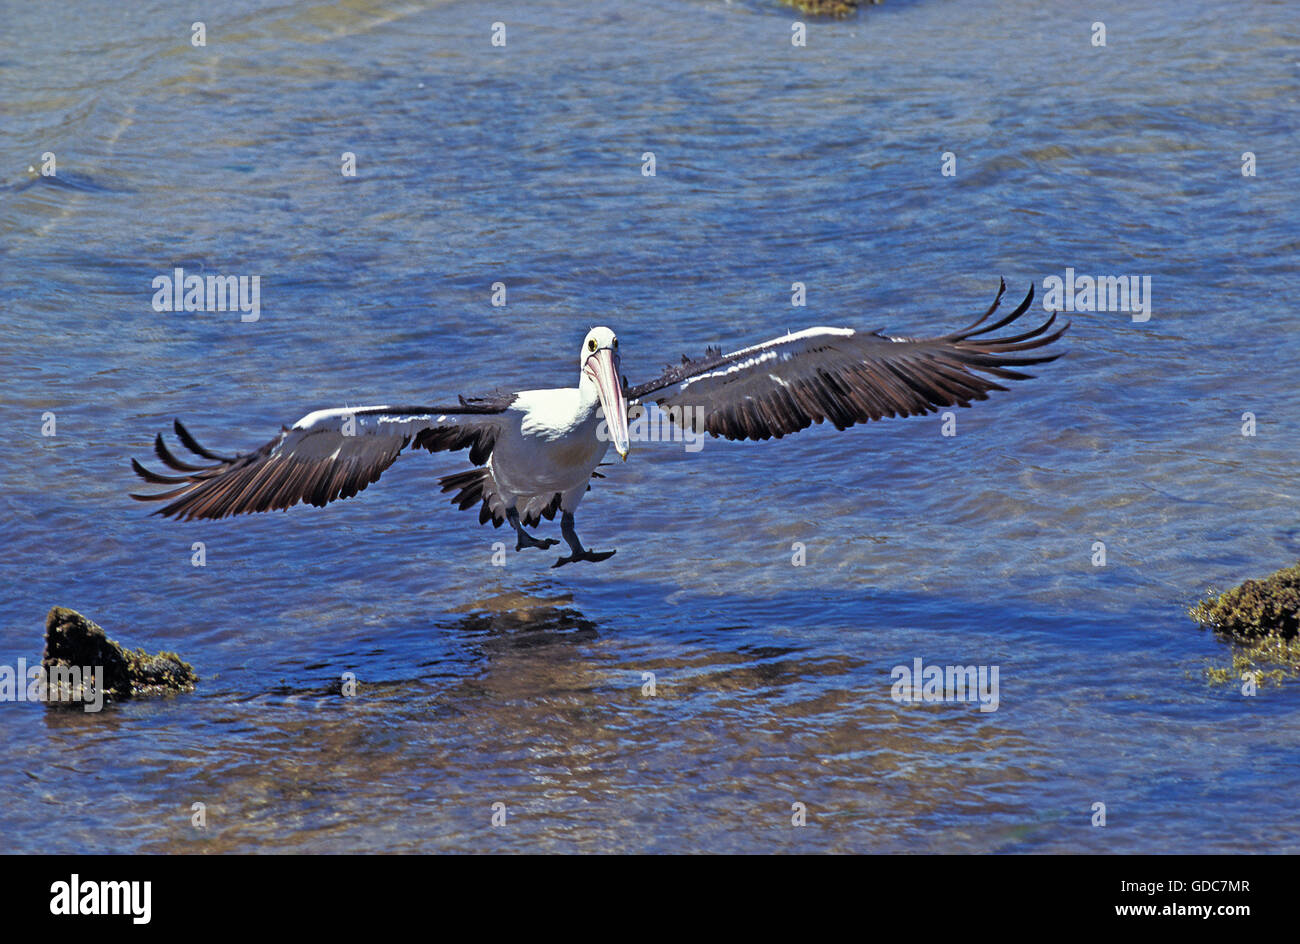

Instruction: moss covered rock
[43,606,197,702]
[1192,563,1300,686]
[1190,563,1300,642]
[779,0,874,18]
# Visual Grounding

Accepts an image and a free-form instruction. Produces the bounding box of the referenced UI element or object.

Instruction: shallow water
[2,0,1299,853]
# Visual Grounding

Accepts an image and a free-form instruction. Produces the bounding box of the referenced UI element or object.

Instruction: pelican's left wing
[129,397,513,521]
[627,281,1066,442]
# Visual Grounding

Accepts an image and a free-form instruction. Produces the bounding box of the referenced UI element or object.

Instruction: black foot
[551,548,617,568]
[516,534,559,551]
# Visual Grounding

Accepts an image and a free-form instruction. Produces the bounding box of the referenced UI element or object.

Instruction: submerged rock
[43,606,197,703]
[1191,564,1300,685]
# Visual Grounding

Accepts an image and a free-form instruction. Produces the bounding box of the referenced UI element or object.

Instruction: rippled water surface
[2,0,1299,853]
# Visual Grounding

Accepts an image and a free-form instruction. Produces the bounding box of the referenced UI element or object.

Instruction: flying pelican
[130,281,1066,566]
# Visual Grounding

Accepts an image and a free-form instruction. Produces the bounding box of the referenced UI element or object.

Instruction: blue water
[1,0,1298,852]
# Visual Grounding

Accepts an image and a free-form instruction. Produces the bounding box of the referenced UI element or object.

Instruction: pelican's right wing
[129,397,514,521]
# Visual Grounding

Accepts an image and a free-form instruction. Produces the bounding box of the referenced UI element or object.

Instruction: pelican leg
[507,507,558,552]
[551,511,616,568]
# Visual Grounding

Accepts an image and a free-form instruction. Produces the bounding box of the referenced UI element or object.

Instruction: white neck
[577,370,599,407]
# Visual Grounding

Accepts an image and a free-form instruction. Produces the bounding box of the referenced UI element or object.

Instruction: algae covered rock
[779,0,876,18]
[1191,563,1300,686]
[43,606,198,704]
[1190,563,1300,641]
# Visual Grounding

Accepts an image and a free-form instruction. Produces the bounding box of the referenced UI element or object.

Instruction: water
[1,0,1298,853]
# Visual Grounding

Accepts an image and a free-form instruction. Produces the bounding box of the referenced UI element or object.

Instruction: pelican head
[581,326,630,460]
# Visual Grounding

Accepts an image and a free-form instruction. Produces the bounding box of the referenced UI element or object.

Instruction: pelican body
[131,283,1066,566]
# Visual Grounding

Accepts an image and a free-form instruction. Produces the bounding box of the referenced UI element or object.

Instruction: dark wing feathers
[130,403,510,521]
[154,427,208,471]
[627,281,1066,442]
[413,423,496,466]
[172,418,235,462]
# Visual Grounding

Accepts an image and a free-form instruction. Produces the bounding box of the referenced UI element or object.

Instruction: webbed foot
[551,548,617,568]
[516,534,559,551]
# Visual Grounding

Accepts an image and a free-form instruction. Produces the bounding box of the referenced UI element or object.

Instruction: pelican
[130,281,1066,566]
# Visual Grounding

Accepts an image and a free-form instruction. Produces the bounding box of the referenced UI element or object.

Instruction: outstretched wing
[130,397,514,521]
[626,281,1066,442]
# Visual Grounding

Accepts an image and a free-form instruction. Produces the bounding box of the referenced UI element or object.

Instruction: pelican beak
[587,348,630,460]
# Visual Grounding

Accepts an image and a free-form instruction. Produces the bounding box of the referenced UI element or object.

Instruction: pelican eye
[588,339,597,352]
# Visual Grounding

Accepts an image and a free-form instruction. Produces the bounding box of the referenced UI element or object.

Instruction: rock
[43,606,197,704]
[779,0,872,17]
[1191,564,1300,686]
[1190,563,1300,641]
